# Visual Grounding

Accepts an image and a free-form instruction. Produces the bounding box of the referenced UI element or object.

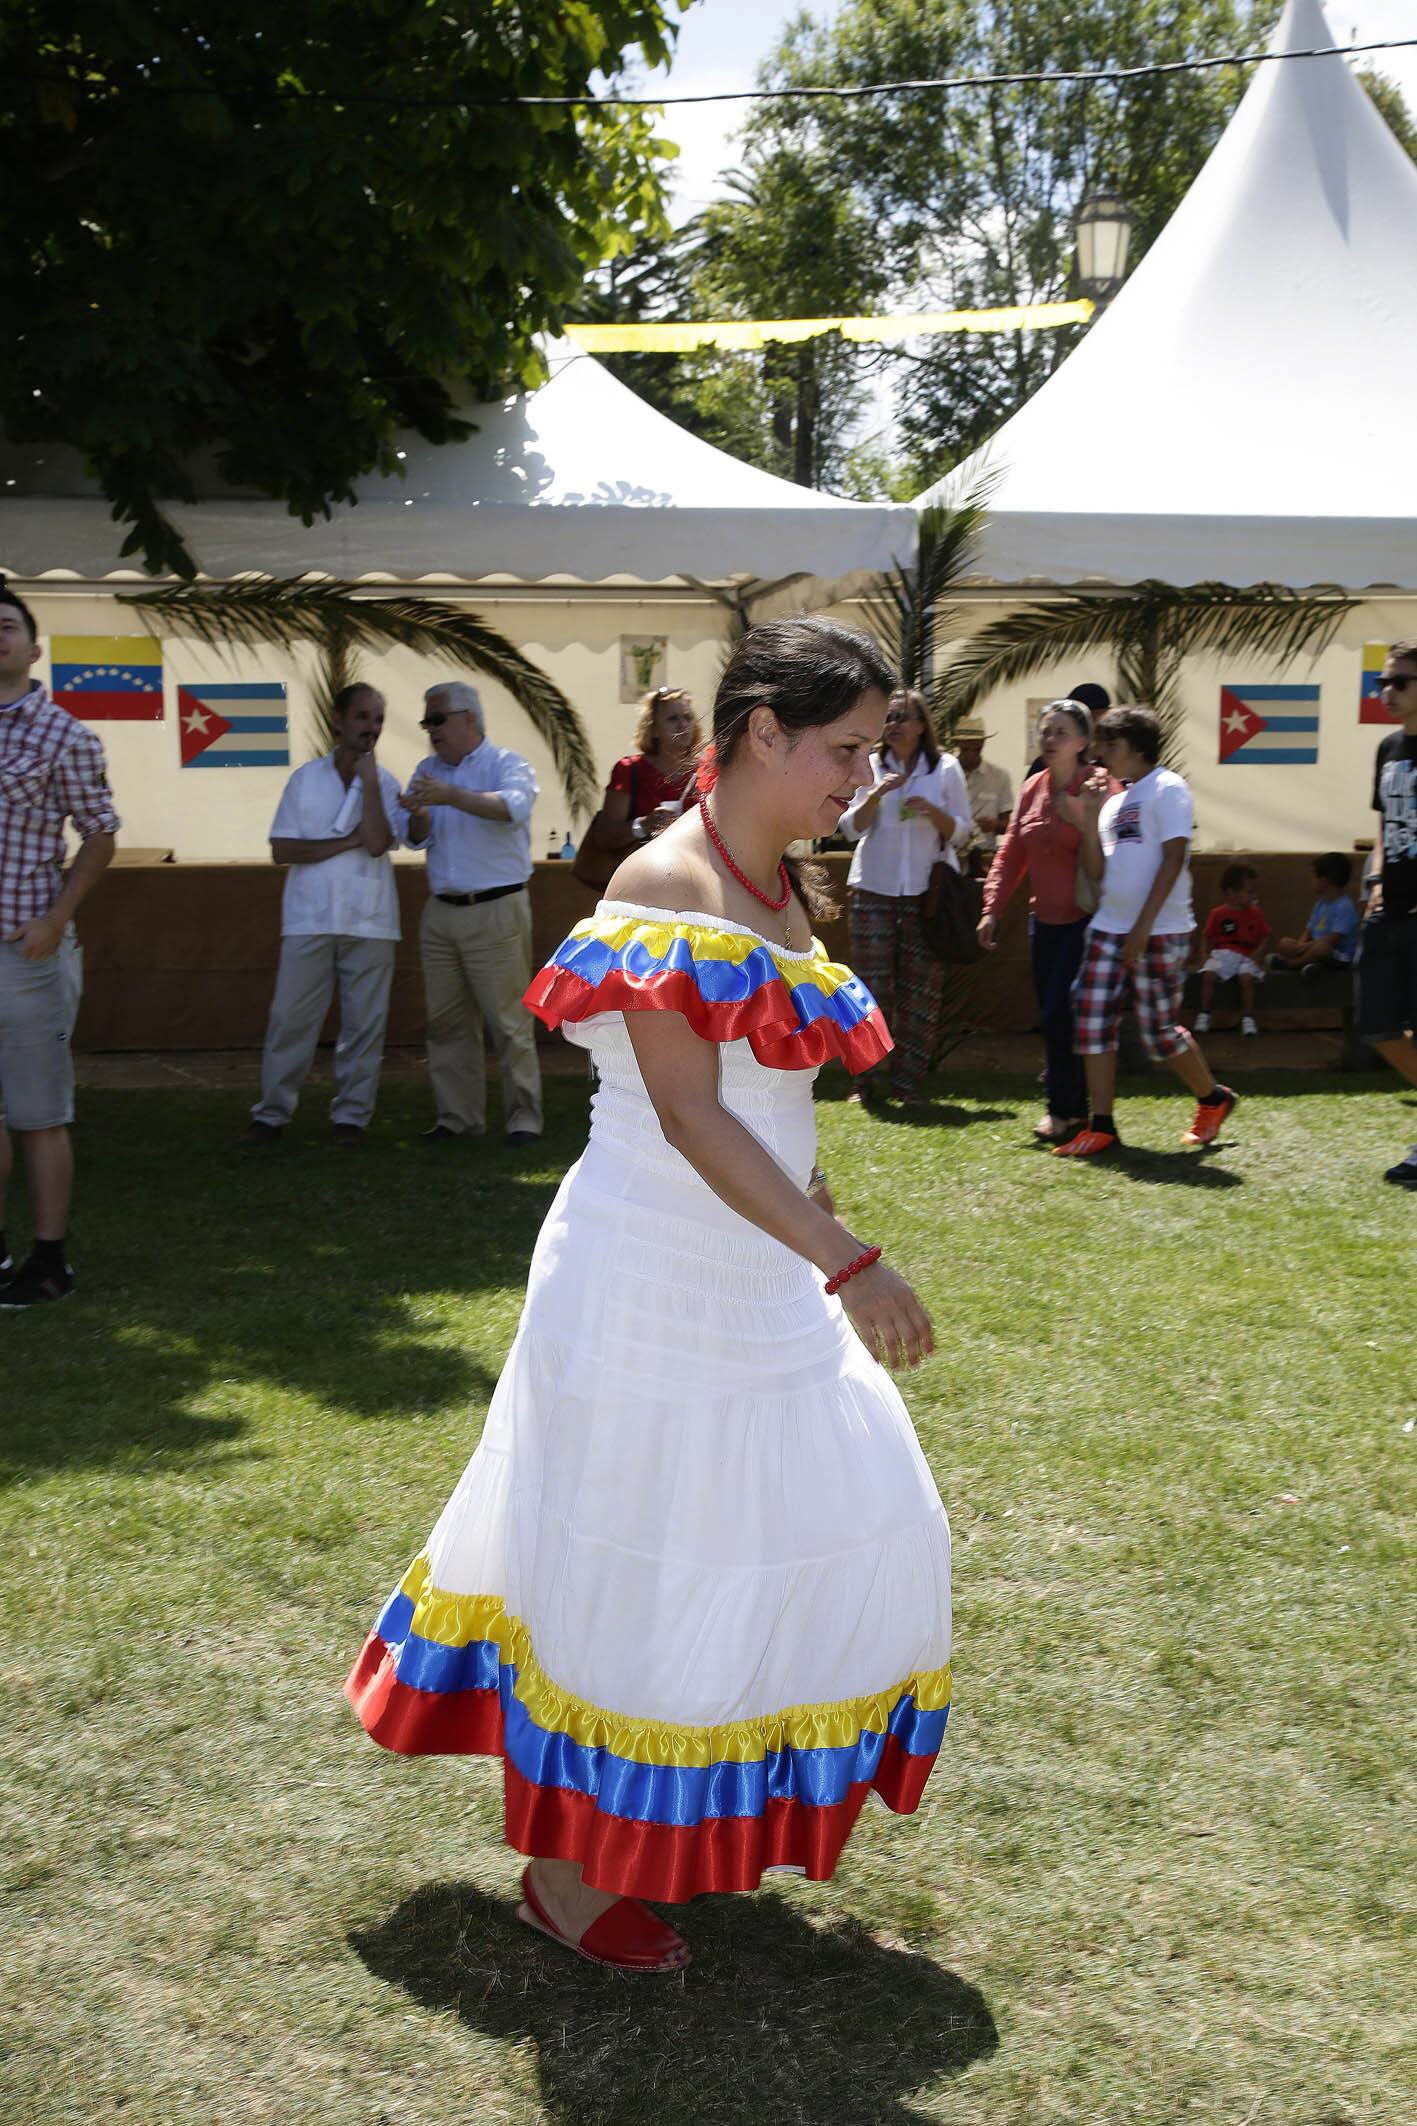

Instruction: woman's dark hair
[1096,704,1162,765]
[875,686,940,770]
[1220,862,1258,891]
[1313,850,1352,888]
[711,616,897,919]
[0,585,39,643]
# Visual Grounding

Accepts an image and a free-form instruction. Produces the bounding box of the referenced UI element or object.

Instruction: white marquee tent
[0,339,913,591]
[921,0,1417,590]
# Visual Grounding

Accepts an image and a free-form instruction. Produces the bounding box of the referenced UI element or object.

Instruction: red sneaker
[1181,1086,1238,1146]
[1051,1127,1119,1158]
[517,1865,691,1973]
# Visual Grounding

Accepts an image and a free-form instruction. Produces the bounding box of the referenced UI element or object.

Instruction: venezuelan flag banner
[1360,642,1402,725]
[178,681,289,768]
[52,636,164,721]
[1218,684,1320,765]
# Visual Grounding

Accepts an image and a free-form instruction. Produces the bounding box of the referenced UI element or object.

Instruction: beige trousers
[252,933,396,1129]
[419,891,542,1137]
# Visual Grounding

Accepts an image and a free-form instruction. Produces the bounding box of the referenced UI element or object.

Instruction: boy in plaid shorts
[1053,706,1235,1157]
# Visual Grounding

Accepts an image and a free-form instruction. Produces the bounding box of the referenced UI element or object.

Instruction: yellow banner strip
[567,301,1093,353]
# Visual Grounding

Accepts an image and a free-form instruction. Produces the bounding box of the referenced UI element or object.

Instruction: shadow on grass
[352,1880,997,2124]
[3,1089,583,1482]
[1112,1145,1243,1189]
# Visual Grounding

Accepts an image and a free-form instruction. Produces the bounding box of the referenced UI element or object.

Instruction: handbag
[921,858,983,964]
[572,761,638,893]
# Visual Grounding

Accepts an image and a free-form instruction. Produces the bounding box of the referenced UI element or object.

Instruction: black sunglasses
[419,710,463,729]
[1383,673,1416,693]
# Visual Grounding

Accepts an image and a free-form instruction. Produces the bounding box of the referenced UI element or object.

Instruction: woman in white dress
[346,618,954,1974]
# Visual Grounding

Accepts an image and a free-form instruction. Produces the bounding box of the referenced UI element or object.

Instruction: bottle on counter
[559,832,577,860]
[546,829,561,860]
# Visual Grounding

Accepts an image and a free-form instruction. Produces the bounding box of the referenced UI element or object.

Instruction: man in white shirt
[402,681,542,1146]
[951,716,1014,872]
[1054,706,1235,1158]
[241,684,405,1149]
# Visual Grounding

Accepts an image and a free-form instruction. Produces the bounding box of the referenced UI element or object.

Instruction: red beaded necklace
[701,801,791,912]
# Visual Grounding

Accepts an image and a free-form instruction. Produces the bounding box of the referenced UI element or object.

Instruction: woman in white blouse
[840,688,969,1103]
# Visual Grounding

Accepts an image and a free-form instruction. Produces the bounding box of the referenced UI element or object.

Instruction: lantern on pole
[1074,191,1136,307]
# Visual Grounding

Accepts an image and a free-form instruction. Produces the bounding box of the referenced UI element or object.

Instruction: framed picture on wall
[621,636,668,703]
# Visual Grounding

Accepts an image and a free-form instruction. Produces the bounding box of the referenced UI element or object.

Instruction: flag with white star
[52,635,164,720]
[178,682,289,767]
[1217,684,1319,766]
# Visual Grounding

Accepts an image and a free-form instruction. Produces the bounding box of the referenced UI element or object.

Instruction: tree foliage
[748,0,1284,490]
[3,1,688,575]
[585,141,887,491]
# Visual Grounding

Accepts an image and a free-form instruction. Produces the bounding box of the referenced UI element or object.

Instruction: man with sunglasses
[403,682,542,1147]
[1357,640,1417,1187]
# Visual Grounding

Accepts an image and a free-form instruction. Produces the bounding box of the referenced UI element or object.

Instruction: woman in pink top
[978,700,1109,1142]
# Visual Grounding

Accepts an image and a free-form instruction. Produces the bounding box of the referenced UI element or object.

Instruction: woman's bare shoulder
[605,815,722,917]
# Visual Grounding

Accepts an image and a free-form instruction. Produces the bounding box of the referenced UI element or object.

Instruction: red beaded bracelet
[824,1246,882,1296]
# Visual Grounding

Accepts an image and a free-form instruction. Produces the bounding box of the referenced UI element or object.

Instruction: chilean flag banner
[1218,684,1320,765]
[178,682,290,768]
[52,636,164,720]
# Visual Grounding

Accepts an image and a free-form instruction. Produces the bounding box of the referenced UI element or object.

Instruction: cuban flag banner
[52,636,164,720]
[1218,684,1320,766]
[1359,643,1401,726]
[178,682,290,768]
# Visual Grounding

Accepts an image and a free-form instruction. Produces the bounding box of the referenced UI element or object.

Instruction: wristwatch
[630,816,649,842]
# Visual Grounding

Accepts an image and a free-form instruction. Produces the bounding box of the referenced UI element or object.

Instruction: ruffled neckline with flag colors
[345,1555,951,1903]
[523,901,892,1074]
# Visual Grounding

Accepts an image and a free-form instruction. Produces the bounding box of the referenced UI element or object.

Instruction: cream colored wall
[940,593,1417,853]
[25,583,1417,860]
[24,587,737,864]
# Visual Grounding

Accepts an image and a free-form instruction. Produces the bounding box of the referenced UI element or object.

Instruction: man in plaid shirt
[0,586,120,1305]
[1052,705,1236,1158]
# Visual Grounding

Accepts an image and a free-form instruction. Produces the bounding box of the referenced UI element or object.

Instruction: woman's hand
[875,770,909,796]
[838,1261,935,1371]
[976,912,998,951]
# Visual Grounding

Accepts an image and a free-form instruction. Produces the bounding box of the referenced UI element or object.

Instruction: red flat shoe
[517,1865,691,1974]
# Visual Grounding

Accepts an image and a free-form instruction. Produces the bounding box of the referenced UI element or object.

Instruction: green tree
[3,1,688,576]
[585,137,888,490]
[1355,69,1417,166]
[748,0,1282,487]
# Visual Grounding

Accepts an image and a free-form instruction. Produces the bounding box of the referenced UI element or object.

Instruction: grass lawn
[3,1069,1415,2125]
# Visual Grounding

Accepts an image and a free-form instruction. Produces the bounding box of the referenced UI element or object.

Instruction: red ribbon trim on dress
[523,962,892,1075]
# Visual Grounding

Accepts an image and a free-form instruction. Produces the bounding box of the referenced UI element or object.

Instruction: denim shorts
[1354,912,1417,1044]
[0,933,82,1130]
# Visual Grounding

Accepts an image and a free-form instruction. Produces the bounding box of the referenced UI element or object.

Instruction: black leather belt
[434,882,526,907]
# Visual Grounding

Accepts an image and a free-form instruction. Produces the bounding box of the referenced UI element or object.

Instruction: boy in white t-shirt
[1053,707,1236,1157]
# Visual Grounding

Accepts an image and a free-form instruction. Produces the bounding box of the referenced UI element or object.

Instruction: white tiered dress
[347,904,953,1901]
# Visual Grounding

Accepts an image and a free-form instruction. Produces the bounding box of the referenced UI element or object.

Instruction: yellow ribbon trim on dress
[399,1555,951,1768]
[571,910,845,982]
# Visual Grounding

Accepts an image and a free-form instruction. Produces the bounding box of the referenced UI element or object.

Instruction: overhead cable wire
[14,36,1417,113]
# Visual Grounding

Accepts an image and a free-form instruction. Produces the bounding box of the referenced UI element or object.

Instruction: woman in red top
[594,687,703,856]
[978,699,1111,1142]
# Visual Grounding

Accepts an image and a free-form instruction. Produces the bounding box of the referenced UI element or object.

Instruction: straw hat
[950,716,993,742]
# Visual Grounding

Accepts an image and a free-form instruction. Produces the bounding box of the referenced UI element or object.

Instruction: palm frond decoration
[942,580,1356,766]
[119,576,601,818]
[858,473,998,726]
